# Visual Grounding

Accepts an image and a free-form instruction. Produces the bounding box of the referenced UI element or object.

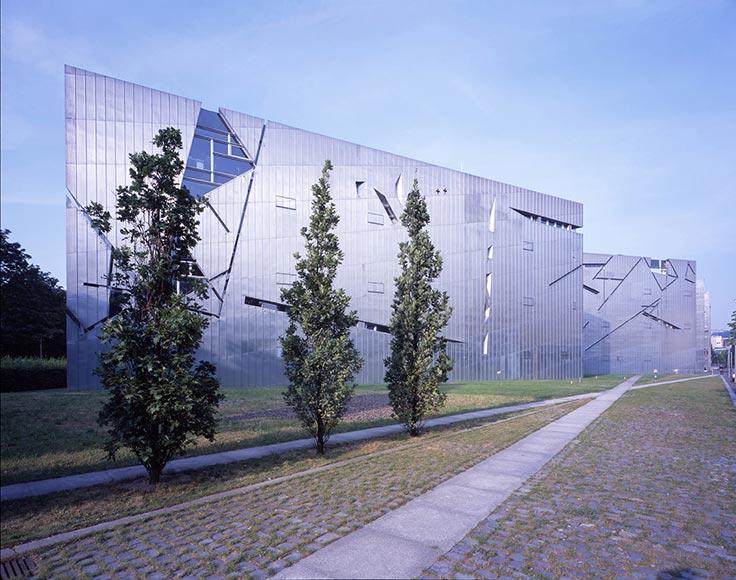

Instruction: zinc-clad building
[582,252,700,376]
[65,65,584,389]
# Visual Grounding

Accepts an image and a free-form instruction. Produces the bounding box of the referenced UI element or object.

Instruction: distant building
[696,280,711,370]
[583,254,700,375]
[65,66,584,389]
[711,332,730,350]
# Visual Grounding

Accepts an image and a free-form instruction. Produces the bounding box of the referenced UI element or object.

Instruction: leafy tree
[86,127,222,484]
[385,179,453,436]
[280,160,363,454]
[0,230,66,358]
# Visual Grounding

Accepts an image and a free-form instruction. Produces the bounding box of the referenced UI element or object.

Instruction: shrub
[0,357,66,391]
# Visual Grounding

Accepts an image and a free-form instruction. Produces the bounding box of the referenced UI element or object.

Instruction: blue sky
[1,0,734,327]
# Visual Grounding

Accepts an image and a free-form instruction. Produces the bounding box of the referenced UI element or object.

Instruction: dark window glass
[231,146,246,158]
[197,109,229,133]
[109,289,126,317]
[188,137,210,171]
[182,178,212,198]
[185,167,211,181]
[215,155,251,176]
[195,127,224,141]
[213,140,229,155]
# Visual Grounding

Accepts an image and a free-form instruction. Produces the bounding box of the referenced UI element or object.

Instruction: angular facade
[65,66,584,389]
[582,253,700,375]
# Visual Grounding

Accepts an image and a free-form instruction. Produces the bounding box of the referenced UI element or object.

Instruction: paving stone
[25,397,593,578]
[423,379,736,579]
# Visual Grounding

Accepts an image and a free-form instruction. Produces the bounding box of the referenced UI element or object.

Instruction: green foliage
[0,230,66,358]
[729,310,736,349]
[280,160,363,454]
[86,127,222,484]
[385,179,453,436]
[0,357,66,391]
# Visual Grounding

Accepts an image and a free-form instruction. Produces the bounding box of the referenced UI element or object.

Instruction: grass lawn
[2,400,585,552]
[634,373,701,385]
[0,376,623,485]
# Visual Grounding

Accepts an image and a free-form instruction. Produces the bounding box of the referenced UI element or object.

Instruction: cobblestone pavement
[424,377,736,579]
[30,403,582,578]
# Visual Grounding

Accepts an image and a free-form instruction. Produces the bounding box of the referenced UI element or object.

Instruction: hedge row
[0,357,67,391]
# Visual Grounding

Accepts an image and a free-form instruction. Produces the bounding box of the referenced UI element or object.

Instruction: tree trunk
[148,463,163,485]
[316,417,326,455]
[409,423,419,437]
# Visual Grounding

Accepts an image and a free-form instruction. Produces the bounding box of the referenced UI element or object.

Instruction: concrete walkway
[0,375,711,502]
[0,393,596,502]
[719,373,736,406]
[276,376,642,579]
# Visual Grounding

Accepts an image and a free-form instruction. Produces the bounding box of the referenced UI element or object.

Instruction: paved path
[719,373,736,406]
[423,375,736,578]
[0,393,598,502]
[1,375,711,502]
[276,376,642,579]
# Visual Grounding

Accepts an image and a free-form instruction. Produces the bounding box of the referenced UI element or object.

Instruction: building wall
[696,280,711,371]
[583,253,699,375]
[65,66,583,389]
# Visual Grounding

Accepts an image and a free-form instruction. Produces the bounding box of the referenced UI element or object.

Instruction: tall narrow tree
[281,160,363,454]
[86,128,222,484]
[385,179,453,436]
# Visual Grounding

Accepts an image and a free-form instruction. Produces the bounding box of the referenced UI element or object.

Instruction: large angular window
[182,109,253,197]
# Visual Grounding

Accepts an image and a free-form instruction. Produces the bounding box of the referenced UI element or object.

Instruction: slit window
[368,211,384,225]
[374,189,398,223]
[276,195,296,210]
[489,198,497,232]
[276,272,297,286]
[367,281,385,294]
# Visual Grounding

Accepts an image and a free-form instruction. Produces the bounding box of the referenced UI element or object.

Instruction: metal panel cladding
[582,253,700,376]
[65,66,584,389]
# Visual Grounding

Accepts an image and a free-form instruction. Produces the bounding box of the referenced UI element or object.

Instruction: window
[368,212,384,225]
[244,296,289,312]
[485,273,492,297]
[522,241,534,251]
[356,181,365,196]
[487,245,494,259]
[364,322,390,333]
[276,272,297,286]
[374,189,398,223]
[367,281,385,294]
[109,289,125,317]
[522,350,532,360]
[522,297,535,307]
[182,108,253,198]
[482,333,489,355]
[275,195,296,210]
[395,173,406,206]
[489,198,497,232]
